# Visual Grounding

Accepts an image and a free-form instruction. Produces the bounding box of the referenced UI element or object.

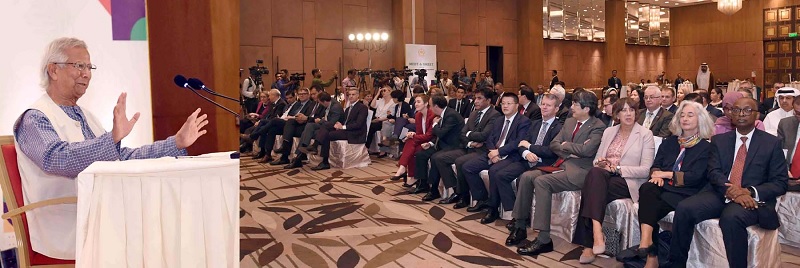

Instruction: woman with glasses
[714,91,765,135]
[635,101,714,267]
[572,97,655,264]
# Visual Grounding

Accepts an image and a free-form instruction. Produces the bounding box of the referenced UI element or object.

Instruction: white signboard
[405,44,437,88]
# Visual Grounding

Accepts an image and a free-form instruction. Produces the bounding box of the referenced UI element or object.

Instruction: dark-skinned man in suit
[430,88,501,206]
[669,97,788,268]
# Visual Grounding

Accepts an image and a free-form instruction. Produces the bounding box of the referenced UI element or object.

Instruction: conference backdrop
[0,0,152,147]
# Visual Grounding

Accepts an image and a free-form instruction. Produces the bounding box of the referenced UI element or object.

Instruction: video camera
[290,72,306,81]
[248,60,269,85]
[470,71,478,79]
[414,69,427,78]
[357,68,372,77]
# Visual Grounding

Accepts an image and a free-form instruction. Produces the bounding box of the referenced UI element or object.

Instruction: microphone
[187,78,239,102]
[173,75,239,117]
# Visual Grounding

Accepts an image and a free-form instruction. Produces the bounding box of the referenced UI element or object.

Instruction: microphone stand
[188,88,240,118]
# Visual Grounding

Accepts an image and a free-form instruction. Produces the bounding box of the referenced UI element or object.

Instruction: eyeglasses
[643,95,662,100]
[52,62,96,72]
[726,107,755,115]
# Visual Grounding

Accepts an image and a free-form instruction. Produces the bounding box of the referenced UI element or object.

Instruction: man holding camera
[411,69,429,93]
[311,68,337,91]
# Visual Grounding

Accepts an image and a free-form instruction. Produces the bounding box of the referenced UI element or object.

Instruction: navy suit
[706,105,724,118]
[463,114,531,209]
[670,129,788,268]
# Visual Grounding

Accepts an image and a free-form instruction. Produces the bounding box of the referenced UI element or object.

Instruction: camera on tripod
[414,69,427,78]
[248,59,269,85]
[290,73,306,81]
[470,71,478,79]
[357,68,372,77]
[434,70,442,80]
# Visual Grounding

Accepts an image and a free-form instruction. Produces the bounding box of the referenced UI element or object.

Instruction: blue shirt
[14,106,186,178]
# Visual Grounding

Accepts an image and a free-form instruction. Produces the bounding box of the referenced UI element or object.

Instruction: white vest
[14,95,106,260]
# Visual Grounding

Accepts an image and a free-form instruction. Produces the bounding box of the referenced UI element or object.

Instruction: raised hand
[111,92,140,143]
[175,108,209,149]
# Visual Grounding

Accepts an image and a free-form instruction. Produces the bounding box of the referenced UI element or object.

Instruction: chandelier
[347,32,389,52]
[649,7,660,31]
[716,0,742,15]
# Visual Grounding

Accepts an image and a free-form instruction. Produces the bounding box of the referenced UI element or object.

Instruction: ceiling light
[348,34,355,41]
[356,33,363,41]
[381,32,389,41]
[364,33,372,41]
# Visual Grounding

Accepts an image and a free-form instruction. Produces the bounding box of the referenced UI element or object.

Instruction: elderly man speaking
[12,37,208,260]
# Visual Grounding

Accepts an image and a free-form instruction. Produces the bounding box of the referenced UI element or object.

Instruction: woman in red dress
[390,94,436,187]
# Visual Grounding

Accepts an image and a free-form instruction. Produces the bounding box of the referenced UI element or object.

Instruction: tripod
[357,75,368,94]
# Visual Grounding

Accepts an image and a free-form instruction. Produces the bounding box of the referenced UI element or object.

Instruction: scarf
[678,132,702,148]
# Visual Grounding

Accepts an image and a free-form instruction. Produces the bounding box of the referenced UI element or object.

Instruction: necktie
[344,105,352,122]
[456,100,461,114]
[311,103,319,116]
[289,102,302,116]
[790,137,800,178]
[475,111,484,128]
[496,119,511,148]
[520,105,526,115]
[729,137,748,187]
[535,122,549,146]
[643,112,654,129]
[324,106,330,120]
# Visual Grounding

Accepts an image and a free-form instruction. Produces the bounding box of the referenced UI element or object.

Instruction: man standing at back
[608,70,622,89]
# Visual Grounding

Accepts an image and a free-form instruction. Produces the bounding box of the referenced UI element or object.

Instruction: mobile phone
[756,201,766,207]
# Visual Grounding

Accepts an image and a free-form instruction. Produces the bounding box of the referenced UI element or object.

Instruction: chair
[0,136,75,267]
[531,191,582,242]
[777,192,800,248]
[479,170,517,220]
[308,110,373,169]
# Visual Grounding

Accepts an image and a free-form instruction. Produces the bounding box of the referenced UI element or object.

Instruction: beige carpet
[240,155,800,268]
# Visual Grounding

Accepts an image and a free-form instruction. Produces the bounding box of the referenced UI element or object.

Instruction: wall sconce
[348,32,389,52]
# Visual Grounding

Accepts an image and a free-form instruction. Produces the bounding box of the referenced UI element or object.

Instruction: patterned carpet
[240,155,800,268]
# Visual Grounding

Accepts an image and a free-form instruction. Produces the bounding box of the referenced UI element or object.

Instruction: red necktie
[729,137,748,187]
[553,122,583,167]
[791,138,800,178]
[520,106,525,115]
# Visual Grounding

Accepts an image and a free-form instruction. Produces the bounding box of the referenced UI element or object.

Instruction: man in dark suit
[430,88,500,206]
[412,96,465,198]
[287,91,343,168]
[699,91,724,118]
[597,94,617,127]
[549,70,559,89]
[669,97,788,268]
[518,86,542,121]
[515,90,606,256]
[637,86,674,137]
[270,87,318,165]
[447,87,472,119]
[777,96,800,179]
[661,87,678,114]
[241,89,287,154]
[309,88,369,170]
[608,70,622,89]
[250,90,296,163]
[462,93,531,223]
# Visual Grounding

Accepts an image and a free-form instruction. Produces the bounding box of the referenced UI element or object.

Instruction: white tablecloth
[75,153,239,268]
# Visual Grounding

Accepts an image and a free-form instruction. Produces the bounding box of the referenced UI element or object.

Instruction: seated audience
[388,94,435,187]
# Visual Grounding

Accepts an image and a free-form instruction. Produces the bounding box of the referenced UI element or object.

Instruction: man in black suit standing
[608,70,622,89]
[462,93,531,223]
[519,86,542,121]
[669,97,788,268]
[505,93,564,245]
[549,70,559,89]
[431,88,500,206]
[309,88,369,170]
[413,96,465,198]
[447,87,472,119]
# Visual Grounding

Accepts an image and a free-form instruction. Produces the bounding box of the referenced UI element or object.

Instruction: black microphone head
[173,75,188,88]
[187,78,204,90]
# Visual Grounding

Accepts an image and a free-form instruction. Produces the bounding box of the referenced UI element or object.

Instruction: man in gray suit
[636,86,673,137]
[287,91,343,168]
[514,90,606,256]
[430,88,500,206]
[776,96,800,179]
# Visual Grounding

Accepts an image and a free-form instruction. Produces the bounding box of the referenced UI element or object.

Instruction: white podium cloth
[75,154,239,268]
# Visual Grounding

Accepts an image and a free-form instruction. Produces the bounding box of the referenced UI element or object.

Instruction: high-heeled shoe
[390,172,407,181]
[403,179,418,188]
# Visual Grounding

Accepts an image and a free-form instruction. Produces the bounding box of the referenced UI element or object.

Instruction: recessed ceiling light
[664,1,669,2]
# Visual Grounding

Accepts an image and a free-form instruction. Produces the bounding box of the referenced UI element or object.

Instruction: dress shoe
[506,219,517,232]
[438,193,462,204]
[257,156,273,164]
[251,152,265,159]
[505,227,527,246]
[240,134,252,142]
[410,185,430,194]
[422,191,441,202]
[453,197,470,209]
[270,158,290,165]
[390,172,407,181]
[635,244,657,259]
[480,209,499,224]
[283,159,303,169]
[517,238,554,256]
[402,180,418,188]
[466,200,490,213]
[310,162,330,171]
[377,153,388,158]
[298,145,318,155]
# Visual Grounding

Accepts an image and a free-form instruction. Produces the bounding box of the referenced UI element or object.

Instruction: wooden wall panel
[271,0,303,38]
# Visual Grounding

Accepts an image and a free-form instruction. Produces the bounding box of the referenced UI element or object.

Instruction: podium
[75,153,239,267]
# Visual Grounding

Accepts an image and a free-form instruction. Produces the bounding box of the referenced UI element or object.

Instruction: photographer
[457,69,472,89]
[311,68,337,90]
[411,69,429,93]
[342,69,356,88]
[242,73,263,113]
[476,72,490,90]
[439,70,453,94]
[484,70,495,86]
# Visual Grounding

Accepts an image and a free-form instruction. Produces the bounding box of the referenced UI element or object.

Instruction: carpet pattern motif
[240,156,800,268]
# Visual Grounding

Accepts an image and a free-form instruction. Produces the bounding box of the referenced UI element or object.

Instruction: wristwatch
[615,166,621,175]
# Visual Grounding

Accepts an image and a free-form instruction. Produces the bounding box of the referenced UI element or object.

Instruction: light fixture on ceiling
[649,6,660,31]
[716,0,742,15]
[347,32,388,52]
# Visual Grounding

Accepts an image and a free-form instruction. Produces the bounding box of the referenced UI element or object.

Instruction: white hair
[40,37,88,89]
[549,85,566,101]
[668,101,715,139]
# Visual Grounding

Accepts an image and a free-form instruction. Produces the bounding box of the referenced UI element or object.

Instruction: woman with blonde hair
[634,101,715,267]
